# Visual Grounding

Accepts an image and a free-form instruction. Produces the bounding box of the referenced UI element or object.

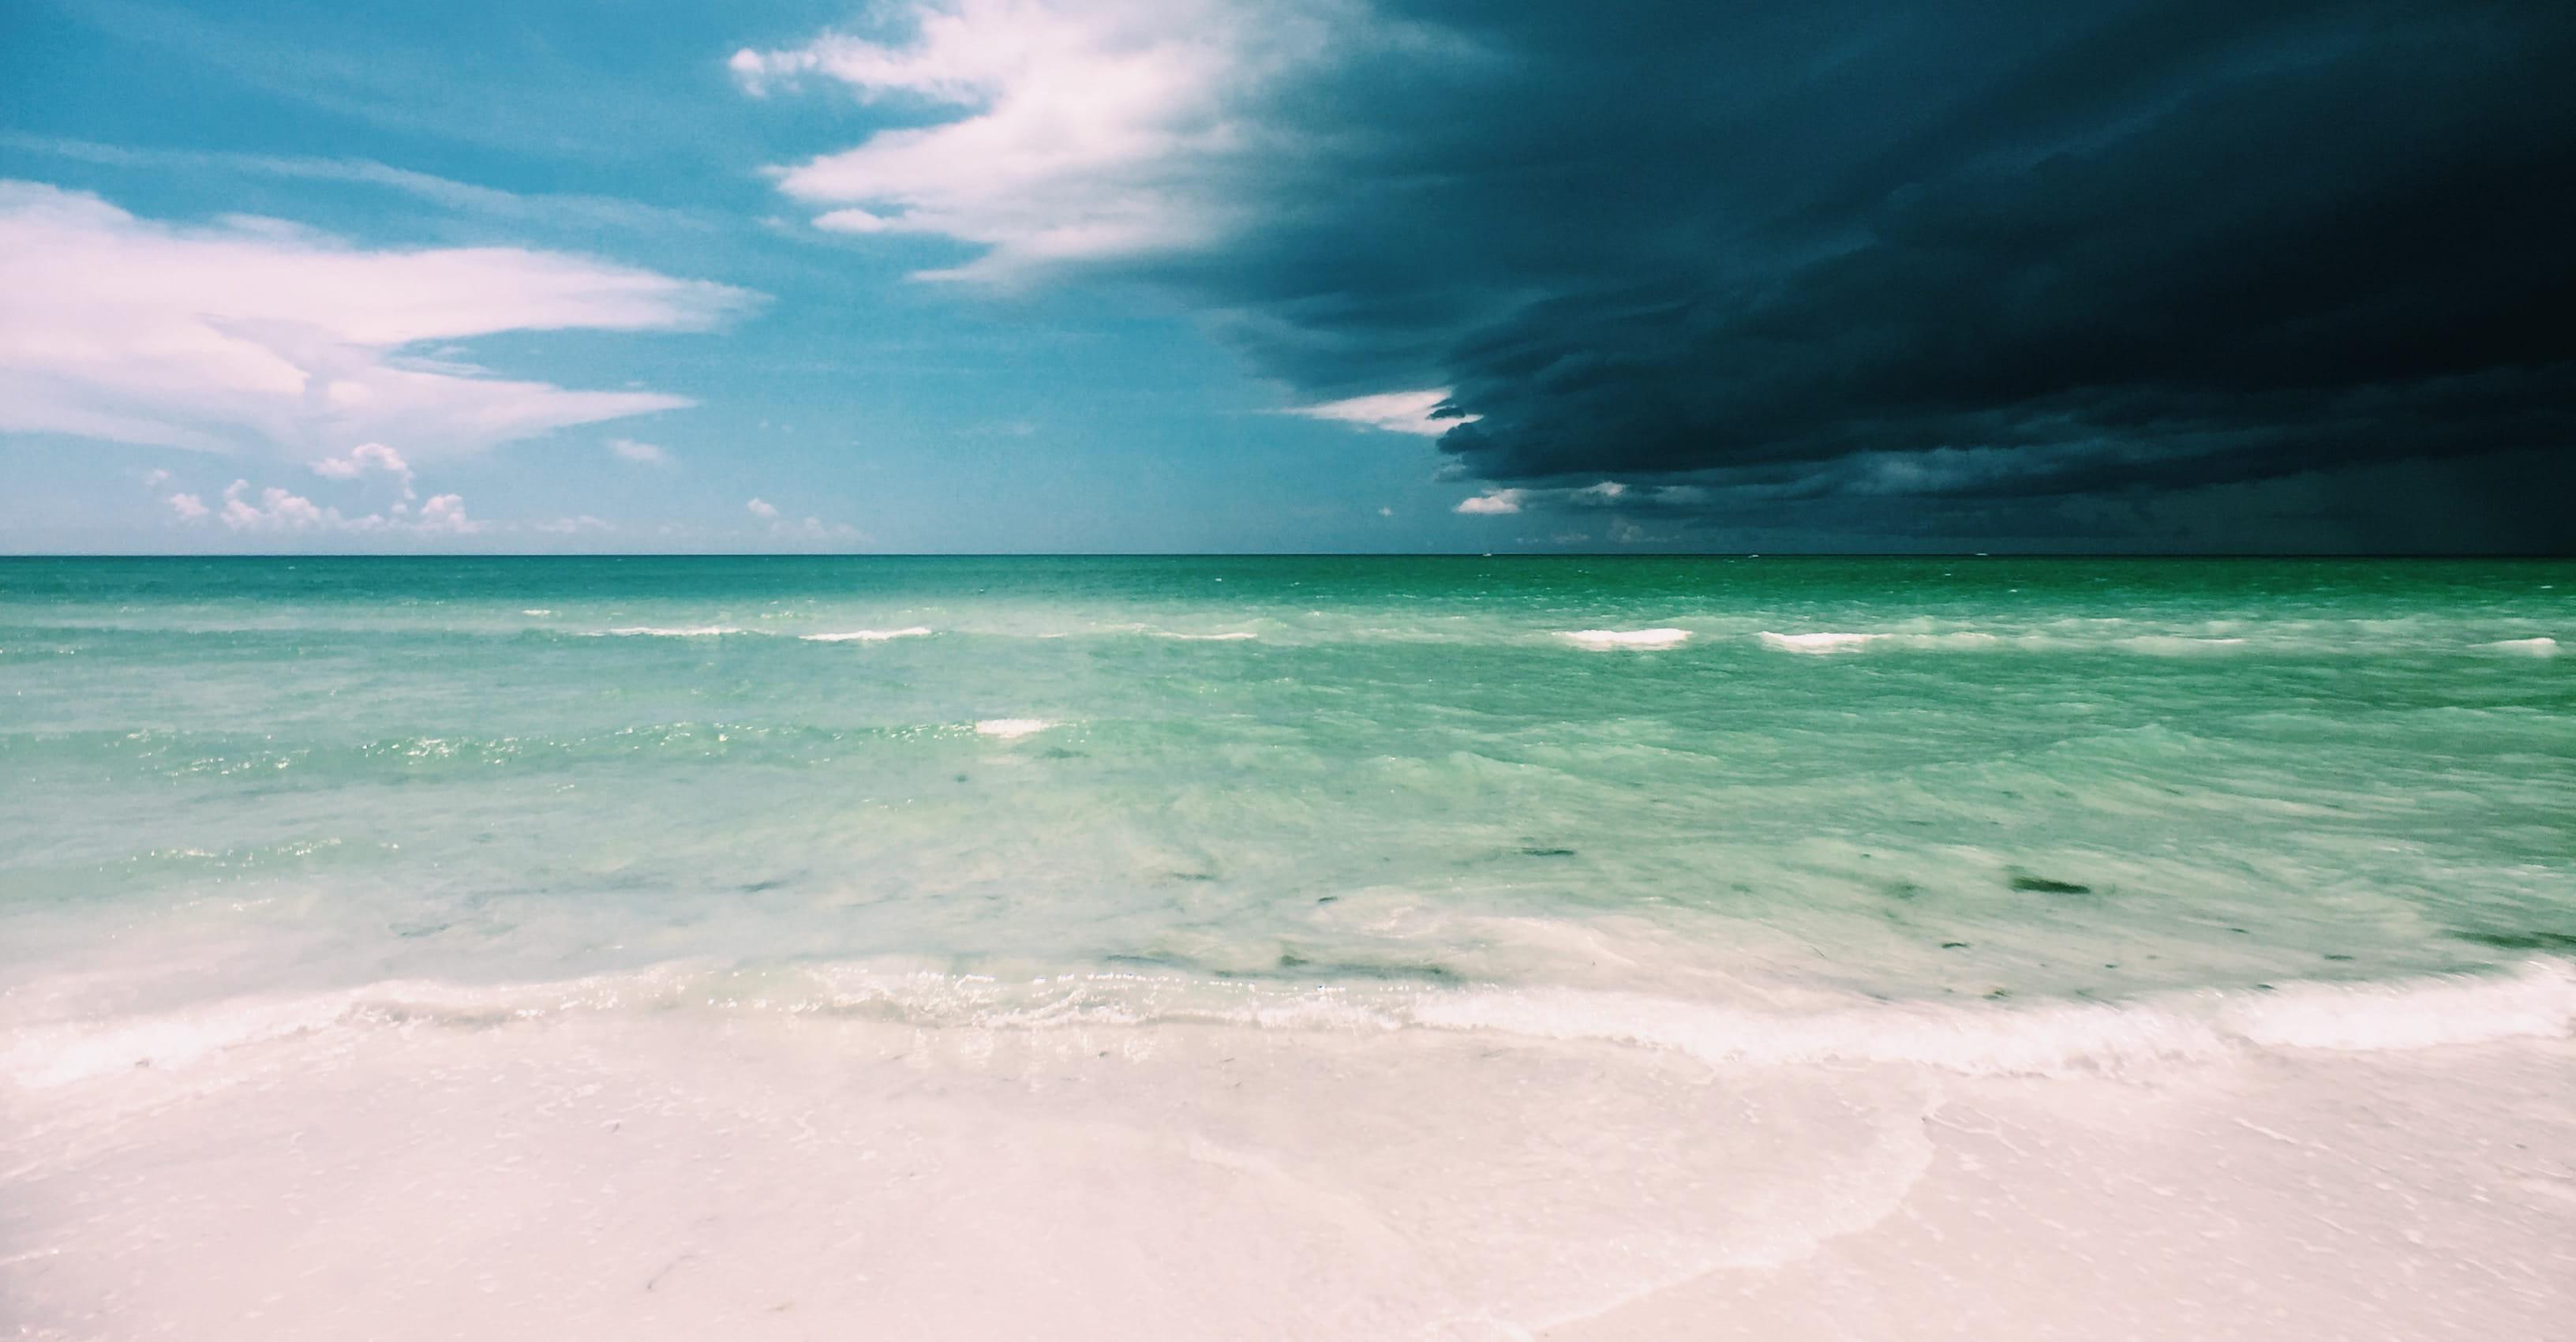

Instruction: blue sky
[5,1,2569,553]
[0,0,1496,553]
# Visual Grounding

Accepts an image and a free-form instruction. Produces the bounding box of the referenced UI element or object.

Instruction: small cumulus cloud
[219,481,328,531]
[204,478,481,534]
[608,437,670,464]
[534,515,613,534]
[412,494,477,533]
[1455,488,1523,515]
[747,497,780,519]
[309,442,414,497]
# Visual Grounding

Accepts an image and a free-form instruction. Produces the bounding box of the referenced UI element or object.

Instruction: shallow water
[3,556,2571,1338]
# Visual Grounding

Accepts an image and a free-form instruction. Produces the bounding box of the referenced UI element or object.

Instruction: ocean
[2,555,2570,1339]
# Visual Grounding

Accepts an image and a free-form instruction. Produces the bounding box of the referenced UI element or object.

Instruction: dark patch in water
[1986,988,2012,1000]
[1885,882,1923,900]
[1939,941,1969,950]
[2007,870,2092,894]
[1164,872,1219,883]
[391,921,450,939]
[1222,958,1459,984]
[739,879,790,894]
[1278,952,1309,969]
[2450,930,2576,951]
[1519,847,1578,858]
[2323,953,2354,962]
[1315,895,1339,904]
[1039,748,1086,759]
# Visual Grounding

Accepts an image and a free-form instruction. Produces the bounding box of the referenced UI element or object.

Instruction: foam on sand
[1558,628,1691,650]
[7,958,2573,1341]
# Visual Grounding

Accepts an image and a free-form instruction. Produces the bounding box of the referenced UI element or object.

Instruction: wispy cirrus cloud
[0,133,719,235]
[0,180,758,460]
[1290,388,1475,437]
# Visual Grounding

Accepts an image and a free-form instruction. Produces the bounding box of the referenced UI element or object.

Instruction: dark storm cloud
[1157,0,2576,549]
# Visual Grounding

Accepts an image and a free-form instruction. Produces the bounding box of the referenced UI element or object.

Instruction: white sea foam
[1152,631,1258,640]
[1757,631,1882,653]
[2484,635,2559,655]
[597,626,743,638]
[974,718,1052,738]
[2117,635,2250,655]
[801,627,933,643]
[23,958,2566,1090]
[519,609,553,617]
[1558,628,1691,650]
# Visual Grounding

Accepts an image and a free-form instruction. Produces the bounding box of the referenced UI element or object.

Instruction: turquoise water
[6,556,2574,1340]
[2,556,2569,1015]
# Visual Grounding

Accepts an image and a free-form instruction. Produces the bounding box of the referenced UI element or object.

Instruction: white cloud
[534,515,612,534]
[2,134,716,237]
[1290,388,1477,437]
[310,441,414,497]
[140,467,170,487]
[747,497,780,518]
[735,0,1335,280]
[1455,488,1524,515]
[0,181,754,459]
[204,477,481,534]
[412,493,477,533]
[608,437,670,464]
[220,480,328,530]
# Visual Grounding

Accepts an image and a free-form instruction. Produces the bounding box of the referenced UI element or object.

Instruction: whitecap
[1558,628,1691,650]
[2118,635,2250,655]
[801,627,933,643]
[598,626,743,638]
[1757,631,1881,654]
[1152,631,1258,641]
[973,718,1052,738]
[2484,636,2559,656]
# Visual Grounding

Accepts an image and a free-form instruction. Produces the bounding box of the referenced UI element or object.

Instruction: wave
[2116,635,2249,655]
[973,718,1052,738]
[2484,636,2559,655]
[1558,628,1691,650]
[1757,631,1883,654]
[1151,631,1258,641]
[801,627,933,643]
[593,625,744,638]
[15,958,2567,1089]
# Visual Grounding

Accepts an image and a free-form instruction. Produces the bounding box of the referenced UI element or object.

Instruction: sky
[2,0,2569,554]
